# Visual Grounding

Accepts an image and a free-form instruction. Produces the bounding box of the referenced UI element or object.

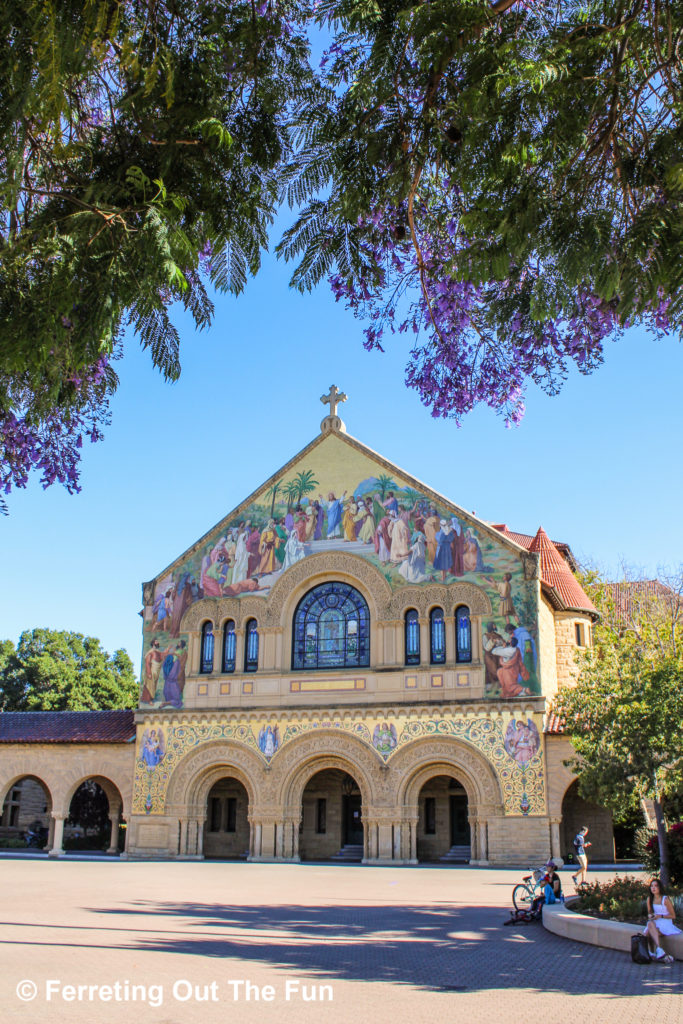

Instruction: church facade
[0,393,613,864]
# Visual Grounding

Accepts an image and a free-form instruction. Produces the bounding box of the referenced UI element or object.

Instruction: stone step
[439,845,471,862]
[330,844,364,861]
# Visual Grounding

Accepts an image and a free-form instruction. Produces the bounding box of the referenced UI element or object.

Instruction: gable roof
[0,710,136,744]
[147,425,532,587]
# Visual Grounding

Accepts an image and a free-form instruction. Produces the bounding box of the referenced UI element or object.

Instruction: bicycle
[512,868,546,911]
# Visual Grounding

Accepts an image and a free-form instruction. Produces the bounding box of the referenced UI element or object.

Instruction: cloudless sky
[2,219,681,674]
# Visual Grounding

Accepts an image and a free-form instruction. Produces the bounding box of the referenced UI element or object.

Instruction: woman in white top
[643,878,680,962]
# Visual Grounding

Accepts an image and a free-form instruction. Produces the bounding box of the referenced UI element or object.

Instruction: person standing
[572,826,591,886]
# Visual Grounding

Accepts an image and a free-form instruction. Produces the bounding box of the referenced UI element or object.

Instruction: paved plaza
[1,859,681,1024]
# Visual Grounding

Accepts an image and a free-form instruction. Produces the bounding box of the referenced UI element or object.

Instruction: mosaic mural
[133,712,545,817]
[140,433,541,709]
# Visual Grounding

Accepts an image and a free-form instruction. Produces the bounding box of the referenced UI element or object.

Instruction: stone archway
[391,736,504,864]
[269,731,383,862]
[299,768,365,862]
[62,775,126,856]
[163,741,264,859]
[560,780,614,863]
[0,774,53,849]
[414,773,471,863]
[204,777,250,859]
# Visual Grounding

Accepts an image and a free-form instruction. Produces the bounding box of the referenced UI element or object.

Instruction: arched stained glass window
[200,622,214,674]
[404,609,420,666]
[222,620,236,673]
[430,607,446,665]
[292,582,370,670]
[245,619,259,672]
[455,605,472,663]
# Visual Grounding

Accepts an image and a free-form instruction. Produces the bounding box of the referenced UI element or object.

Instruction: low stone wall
[543,901,683,960]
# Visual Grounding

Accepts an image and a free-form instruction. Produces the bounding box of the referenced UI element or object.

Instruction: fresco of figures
[141,443,541,705]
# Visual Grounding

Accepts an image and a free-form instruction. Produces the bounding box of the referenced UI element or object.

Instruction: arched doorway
[66,776,125,854]
[561,781,614,863]
[299,769,363,861]
[0,776,52,848]
[204,777,250,859]
[417,774,471,862]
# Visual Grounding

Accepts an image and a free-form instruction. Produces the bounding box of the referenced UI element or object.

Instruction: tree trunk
[653,798,670,887]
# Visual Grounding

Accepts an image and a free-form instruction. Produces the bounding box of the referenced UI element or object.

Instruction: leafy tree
[283,0,682,425]
[0,628,138,711]
[554,571,683,886]
[292,468,319,502]
[266,480,283,517]
[282,479,301,510]
[0,0,313,502]
[375,474,398,500]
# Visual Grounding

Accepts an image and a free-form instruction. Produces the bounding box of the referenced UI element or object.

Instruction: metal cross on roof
[320,385,348,417]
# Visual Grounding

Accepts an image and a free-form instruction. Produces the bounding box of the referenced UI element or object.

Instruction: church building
[0,389,613,864]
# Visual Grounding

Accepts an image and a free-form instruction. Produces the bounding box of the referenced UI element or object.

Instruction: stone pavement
[1,860,681,1024]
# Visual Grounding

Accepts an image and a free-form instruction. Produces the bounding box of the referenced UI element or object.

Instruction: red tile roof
[492,523,596,616]
[544,712,564,734]
[0,710,136,744]
[529,527,597,614]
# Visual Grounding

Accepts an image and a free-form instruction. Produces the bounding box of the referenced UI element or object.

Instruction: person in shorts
[572,826,591,887]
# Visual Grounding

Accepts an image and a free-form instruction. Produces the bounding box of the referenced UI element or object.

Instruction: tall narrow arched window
[222,620,236,673]
[404,609,420,666]
[244,619,259,672]
[455,605,472,663]
[292,581,370,670]
[430,607,446,665]
[200,622,214,674]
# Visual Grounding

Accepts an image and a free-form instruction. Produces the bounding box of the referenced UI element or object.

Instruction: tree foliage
[554,570,683,884]
[0,628,138,711]
[0,0,313,502]
[2,1,682,505]
[284,0,682,425]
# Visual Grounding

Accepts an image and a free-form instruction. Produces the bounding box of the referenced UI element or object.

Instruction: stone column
[550,819,562,862]
[409,817,418,863]
[445,614,456,664]
[48,813,66,858]
[196,816,206,858]
[234,629,245,675]
[477,820,489,864]
[418,618,429,665]
[107,805,122,855]
[178,817,188,857]
[469,816,479,861]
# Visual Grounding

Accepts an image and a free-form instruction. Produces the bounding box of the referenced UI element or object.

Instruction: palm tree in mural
[401,487,423,509]
[265,480,283,517]
[283,480,300,511]
[293,469,319,504]
[376,474,398,500]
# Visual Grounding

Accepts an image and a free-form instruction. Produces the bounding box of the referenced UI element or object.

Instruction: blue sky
[2,235,681,673]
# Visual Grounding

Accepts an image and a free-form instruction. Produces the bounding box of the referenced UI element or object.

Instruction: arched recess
[560,780,615,862]
[163,740,263,817]
[0,774,53,843]
[270,730,382,816]
[63,775,127,853]
[390,736,504,863]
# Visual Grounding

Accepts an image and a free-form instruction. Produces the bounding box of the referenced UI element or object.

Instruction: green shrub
[573,876,683,924]
[0,836,29,849]
[635,822,683,886]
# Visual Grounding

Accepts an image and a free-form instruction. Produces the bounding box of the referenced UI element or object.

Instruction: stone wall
[554,612,593,688]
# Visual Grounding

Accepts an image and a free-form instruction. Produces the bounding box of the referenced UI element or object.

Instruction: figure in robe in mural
[388,510,411,562]
[433,520,455,580]
[303,506,317,541]
[357,500,376,544]
[463,528,486,573]
[322,491,346,538]
[503,624,539,692]
[258,724,281,756]
[200,545,222,597]
[141,639,164,704]
[484,573,517,623]
[161,640,188,709]
[295,509,308,542]
[282,529,306,570]
[382,492,399,515]
[274,519,288,563]
[504,719,540,764]
[482,622,505,693]
[492,638,530,698]
[312,500,324,541]
[423,509,440,565]
[169,574,192,636]
[152,589,173,631]
[343,499,358,541]
[246,526,261,577]
[142,728,166,767]
[373,721,397,754]
[374,515,392,563]
[231,527,249,584]
[285,510,294,532]
[399,532,430,583]
[450,517,465,577]
[257,520,279,574]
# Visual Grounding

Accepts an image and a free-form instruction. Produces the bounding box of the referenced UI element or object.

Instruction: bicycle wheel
[512,884,535,911]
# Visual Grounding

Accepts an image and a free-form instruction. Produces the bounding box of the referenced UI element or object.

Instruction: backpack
[573,836,581,849]
[631,934,652,964]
